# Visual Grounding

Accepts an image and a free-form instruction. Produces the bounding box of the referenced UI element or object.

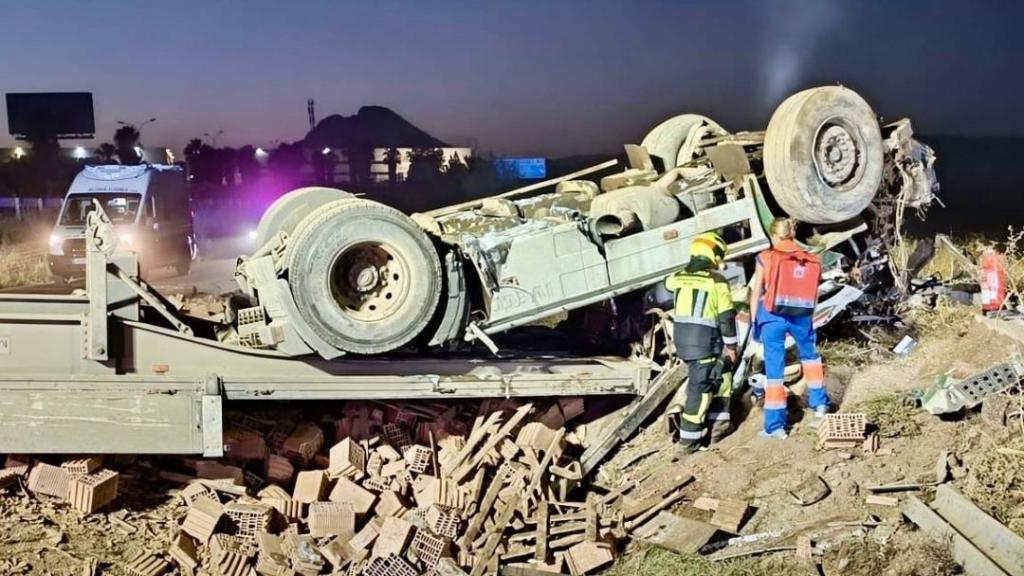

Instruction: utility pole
[308,99,316,130]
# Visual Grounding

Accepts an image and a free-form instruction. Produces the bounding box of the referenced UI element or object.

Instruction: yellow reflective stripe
[682,392,712,424]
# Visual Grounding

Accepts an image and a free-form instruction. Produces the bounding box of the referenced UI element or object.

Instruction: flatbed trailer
[0,219,652,457]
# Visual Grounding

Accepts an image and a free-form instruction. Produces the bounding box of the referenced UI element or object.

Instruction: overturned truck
[234,86,937,358]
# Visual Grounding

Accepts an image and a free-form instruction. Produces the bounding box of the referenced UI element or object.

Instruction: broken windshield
[59,193,142,225]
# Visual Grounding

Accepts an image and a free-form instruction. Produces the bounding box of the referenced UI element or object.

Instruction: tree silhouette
[236,145,260,184]
[95,143,118,164]
[114,125,142,165]
[407,148,444,183]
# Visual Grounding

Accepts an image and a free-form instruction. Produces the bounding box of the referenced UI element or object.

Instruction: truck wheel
[174,236,195,276]
[764,86,883,224]
[254,187,354,249]
[286,199,442,355]
[642,114,728,171]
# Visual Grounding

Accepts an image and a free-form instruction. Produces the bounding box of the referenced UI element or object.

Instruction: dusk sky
[1,1,1021,157]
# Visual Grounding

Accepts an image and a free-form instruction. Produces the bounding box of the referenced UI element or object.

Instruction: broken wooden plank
[580,361,685,475]
[453,405,533,483]
[631,511,718,555]
[931,485,1024,576]
[865,495,899,507]
[903,495,1010,576]
[535,499,549,562]
[710,499,749,533]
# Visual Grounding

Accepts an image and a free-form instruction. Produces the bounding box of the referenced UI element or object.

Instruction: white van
[48,164,196,279]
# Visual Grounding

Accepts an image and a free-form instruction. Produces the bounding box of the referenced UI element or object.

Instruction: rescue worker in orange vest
[749,218,830,439]
[665,232,738,453]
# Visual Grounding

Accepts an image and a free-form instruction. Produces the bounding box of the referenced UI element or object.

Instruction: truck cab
[48,164,195,280]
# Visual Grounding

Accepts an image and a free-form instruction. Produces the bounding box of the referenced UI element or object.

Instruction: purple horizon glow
[1,1,1022,158]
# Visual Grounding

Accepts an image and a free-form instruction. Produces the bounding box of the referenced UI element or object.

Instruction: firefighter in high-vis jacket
[665,232,738,453]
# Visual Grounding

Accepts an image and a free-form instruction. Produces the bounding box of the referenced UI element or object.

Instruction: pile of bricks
[209,399,698,574]
[3,455,120,514]
[2,398,710,576]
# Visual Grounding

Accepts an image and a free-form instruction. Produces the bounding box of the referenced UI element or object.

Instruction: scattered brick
[181,481,220,507]
[373,516,416,558]
[196,461,246,485]
[4,455,31,476]
[210,533,256,560]
[426,505,460,539]
[224,428,268,462]
[817,413,868,449]
[565,541,614,575]
[558,397,585,421]
[182,497,225,543]
[411,529,450,569]
[27,462,71,498]
[378,445,402,462]
[309,501,357,538]
[168,532,199,576]
[381,460,407,478]
[329,438,367,479]
[257,484,291,501]
[125,552,171,576]
[215,550,251,576]
[365,553,418,576]
[350,520,382,553]
[265,497,304,521]
[403,445,434,474]
[285,533,326,575]
[224,501,273,540]
[67,468,119,513]
[265,454,295,485]
[293,470,329,503]
[255,532,290,575]
[61,456,103,476]
[330,477,377,515]
[376,491,410,519]
[282,423,324,466]
[383,424,412,452]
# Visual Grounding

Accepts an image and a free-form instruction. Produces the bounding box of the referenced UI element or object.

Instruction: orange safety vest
[760,240,821,317]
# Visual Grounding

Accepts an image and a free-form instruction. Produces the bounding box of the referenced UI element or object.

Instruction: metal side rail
[0,374,223,456]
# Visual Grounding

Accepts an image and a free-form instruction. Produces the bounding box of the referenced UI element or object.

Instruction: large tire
[286,199,442,355]
[254,187,354,249]
[641,114,728,171]
[764,86,883,224]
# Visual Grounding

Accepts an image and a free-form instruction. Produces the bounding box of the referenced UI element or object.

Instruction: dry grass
[609,545,807,576]
[0,244,49,289]
[824,531,960,576]
[963,430,1024,537]
[907,299,977,338]
[856,392,922,438]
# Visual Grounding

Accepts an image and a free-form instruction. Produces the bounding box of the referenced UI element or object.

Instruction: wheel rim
[328,241,411,323]
[812,117,864,191]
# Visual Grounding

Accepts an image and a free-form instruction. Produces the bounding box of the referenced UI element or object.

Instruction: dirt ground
[0,306,1021,575]
[599,308,1021,575]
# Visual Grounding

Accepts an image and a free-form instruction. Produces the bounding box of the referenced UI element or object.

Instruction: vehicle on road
[48,164,196,279]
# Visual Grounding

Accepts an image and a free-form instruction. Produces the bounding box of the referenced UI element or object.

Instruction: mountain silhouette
[304,106,448,150]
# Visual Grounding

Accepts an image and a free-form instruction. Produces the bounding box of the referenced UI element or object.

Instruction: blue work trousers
[755,303,830,433]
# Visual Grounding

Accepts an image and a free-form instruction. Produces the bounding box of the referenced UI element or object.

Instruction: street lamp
[117,117,158,129]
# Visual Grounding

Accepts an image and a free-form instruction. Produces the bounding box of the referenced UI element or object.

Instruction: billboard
[6,92,95,139]
[495,157,547,180]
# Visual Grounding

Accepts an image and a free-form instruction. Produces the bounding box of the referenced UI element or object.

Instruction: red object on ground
[980,249,1007,312]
